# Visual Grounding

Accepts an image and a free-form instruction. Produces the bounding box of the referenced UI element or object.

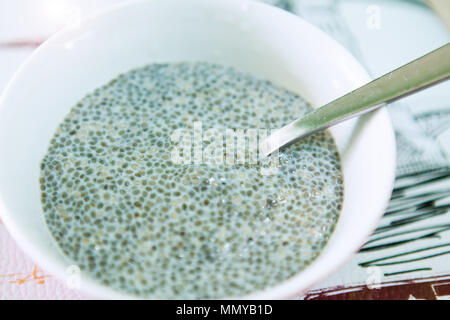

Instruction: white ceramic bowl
[0,0,396,299]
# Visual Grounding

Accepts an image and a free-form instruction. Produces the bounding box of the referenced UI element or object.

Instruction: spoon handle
[261,43,450,156]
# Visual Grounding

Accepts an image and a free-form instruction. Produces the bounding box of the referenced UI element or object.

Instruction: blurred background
[0,0,450,299]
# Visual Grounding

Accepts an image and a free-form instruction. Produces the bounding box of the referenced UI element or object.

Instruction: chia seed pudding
[39,62,344,299]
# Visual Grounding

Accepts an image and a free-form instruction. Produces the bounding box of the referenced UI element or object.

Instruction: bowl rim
[0,0,397,300]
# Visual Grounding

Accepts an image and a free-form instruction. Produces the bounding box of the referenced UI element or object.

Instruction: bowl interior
[0,0,396,299]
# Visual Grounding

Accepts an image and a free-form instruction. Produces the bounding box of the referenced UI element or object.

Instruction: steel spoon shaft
[260,43,450,157]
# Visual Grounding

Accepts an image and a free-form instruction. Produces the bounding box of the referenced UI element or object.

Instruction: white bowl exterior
[0,0,396,299]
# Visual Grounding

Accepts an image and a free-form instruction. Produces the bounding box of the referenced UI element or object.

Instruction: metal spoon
[260,43,450,157]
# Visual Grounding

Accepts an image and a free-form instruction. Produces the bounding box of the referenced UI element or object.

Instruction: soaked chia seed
[40,62,344,299]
